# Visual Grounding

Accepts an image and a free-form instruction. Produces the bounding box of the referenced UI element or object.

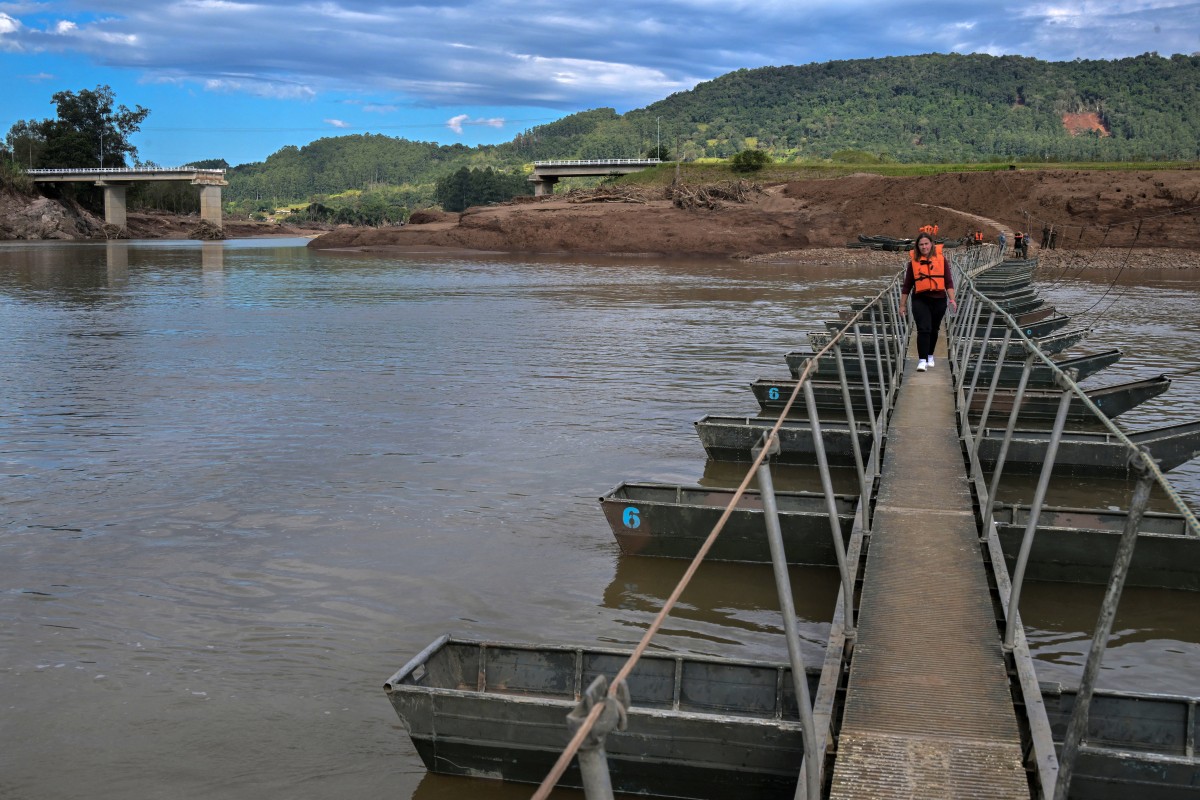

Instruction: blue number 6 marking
[622,507,641,528]
[768,387,780,400]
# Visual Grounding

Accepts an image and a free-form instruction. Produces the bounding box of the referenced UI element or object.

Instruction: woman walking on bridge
[901,231,957,372]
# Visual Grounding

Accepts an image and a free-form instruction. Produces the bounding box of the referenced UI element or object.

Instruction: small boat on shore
[599,481,855,564]
[384,636,817,800]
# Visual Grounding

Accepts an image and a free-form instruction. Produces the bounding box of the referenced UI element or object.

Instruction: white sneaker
[927,355,935,368]
[917,359,927,372]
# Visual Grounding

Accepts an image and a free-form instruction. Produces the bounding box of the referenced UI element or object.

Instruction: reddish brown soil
[308,168,1200,260]
[1061,112,1109,137]
[123,209,329,239]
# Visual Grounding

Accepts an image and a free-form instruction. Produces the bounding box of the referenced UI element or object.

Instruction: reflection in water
[1021,580,1200,693]
[1,241,1200,799]
[602,555,837,664]
[699,458,862,496]
[201,241,224,270]
[106,240,128,283]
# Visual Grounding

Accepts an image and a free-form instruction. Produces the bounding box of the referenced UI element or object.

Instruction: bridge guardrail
[531,159,661,167]
[26,167,226,175]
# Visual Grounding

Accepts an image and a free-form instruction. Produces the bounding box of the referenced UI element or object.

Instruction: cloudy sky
[1,0,1197,167]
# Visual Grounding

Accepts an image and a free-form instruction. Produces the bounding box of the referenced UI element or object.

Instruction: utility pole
[656,117,661,159]
[674,134,681,185]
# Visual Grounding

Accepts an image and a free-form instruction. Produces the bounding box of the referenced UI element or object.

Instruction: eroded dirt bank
[307,169,1200,261]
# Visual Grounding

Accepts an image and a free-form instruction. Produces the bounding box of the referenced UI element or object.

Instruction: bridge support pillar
[530,176,559,196]
[199,184,224,228]
[98,182,129,229]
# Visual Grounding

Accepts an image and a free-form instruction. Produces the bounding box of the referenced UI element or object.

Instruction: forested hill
[225,52,1200,208]
[629,52,1200,163]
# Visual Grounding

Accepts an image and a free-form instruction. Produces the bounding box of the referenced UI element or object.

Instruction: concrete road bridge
[26,167,228,231]
[529,158,661,195]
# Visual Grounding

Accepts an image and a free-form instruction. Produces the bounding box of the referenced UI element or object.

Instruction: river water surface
[2,240,1199,799]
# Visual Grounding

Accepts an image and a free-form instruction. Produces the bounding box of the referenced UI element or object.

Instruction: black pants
[910,292,948,360]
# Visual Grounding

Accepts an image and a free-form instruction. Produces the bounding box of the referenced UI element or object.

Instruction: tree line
[5,52,1199,219]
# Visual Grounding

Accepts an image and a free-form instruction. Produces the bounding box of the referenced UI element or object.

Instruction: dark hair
[913,232,935,257]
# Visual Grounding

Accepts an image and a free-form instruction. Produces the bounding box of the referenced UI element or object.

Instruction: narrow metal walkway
[828,337,1030,798]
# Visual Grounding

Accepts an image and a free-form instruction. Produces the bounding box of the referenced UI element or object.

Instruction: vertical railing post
[973,328,1013,462]
[1053,451,1156,800]
[868,308,889,412]
[854,321,883,470]
[888,286,905,379]
[804,381,856,637]
[982,353,1036,533]
[877,298,897,392]
[1004,368,1079,650]
[963,310,997,402]
[752,432,821,800]
[835,342,870,535]
[956,296,985,371]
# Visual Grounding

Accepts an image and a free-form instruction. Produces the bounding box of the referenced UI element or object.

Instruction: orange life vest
[910,244,947,293]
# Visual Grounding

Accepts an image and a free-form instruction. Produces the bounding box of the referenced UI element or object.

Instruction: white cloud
[1,0,1197,117]
[324,118,350,128]
[0,12,21,35]
[203,76,316,100]
[446,114,507,135]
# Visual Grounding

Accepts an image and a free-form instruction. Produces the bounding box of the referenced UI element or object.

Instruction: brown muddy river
[2,240,1199,799]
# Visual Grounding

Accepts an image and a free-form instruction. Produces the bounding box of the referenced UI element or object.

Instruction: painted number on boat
[768,387,780,400]
[622,507,641,528]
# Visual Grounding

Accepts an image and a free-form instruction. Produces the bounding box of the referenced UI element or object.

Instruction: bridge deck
[828,336,1030,798]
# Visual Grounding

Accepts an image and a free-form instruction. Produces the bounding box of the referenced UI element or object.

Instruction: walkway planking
[828,335,1030,798]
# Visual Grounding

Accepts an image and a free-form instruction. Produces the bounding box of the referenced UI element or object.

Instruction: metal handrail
[946,253,1200,799]
[531,159,662,166]
[26,167,226,175]
[531,269,909,800]
[951,274,1200,535]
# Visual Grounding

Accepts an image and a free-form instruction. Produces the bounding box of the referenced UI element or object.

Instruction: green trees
[434,166,532,212]
[4,85,149,169]
[730,149,771,172]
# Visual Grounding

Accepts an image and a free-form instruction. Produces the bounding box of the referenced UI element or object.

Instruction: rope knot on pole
[1053,367,1080,391]
[1127,444,1158,477]
[565,675,630,800]
[567,675,629,747]
[751,430,782,461]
